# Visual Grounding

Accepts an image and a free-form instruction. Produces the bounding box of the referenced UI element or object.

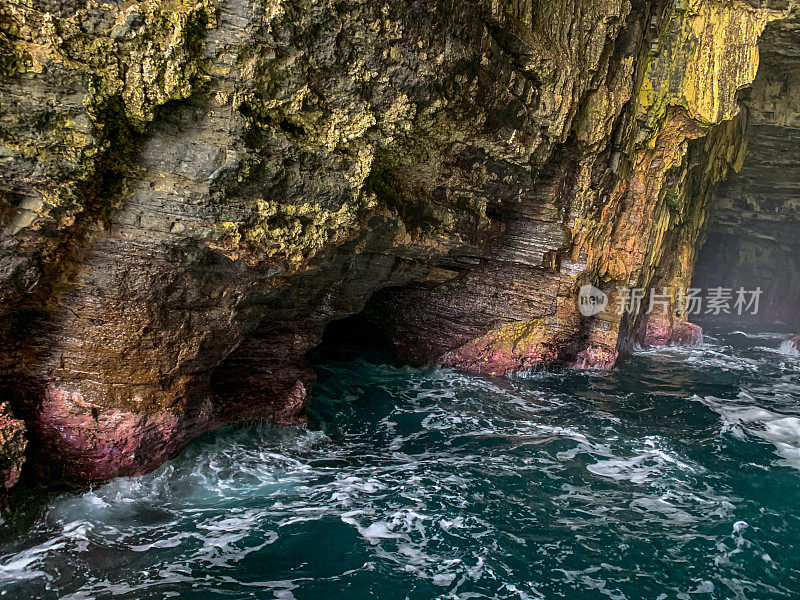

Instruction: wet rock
[639,314,703,348]
[0,0,798,485]
[0,403,26,493]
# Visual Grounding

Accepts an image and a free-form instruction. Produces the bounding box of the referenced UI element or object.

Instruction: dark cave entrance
[691,22,800,332]
[307,310,398,365]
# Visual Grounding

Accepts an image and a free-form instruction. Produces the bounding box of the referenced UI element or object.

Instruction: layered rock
[366,0,777,371]
[0,0,797,485]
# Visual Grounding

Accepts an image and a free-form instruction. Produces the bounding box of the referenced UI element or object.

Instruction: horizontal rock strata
[0,0,797,485]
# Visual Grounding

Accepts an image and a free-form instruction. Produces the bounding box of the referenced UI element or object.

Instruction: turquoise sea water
[1,330,800,599]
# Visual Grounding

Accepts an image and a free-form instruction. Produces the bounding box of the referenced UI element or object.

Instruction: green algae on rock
[0,0,799,488]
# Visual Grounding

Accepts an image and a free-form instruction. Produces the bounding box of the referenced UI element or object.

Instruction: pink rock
[272,380,309,425]
[568,345,620,370]
[639,316,703,347]
[438,336,558,377]
[33,377,310,483]
[0,403,27,491]
[35,386,203,482]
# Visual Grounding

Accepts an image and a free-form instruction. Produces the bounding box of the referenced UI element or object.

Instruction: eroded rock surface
[0,0,798,484]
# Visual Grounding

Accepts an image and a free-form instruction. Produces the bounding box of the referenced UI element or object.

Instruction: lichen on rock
[1,0,799,489]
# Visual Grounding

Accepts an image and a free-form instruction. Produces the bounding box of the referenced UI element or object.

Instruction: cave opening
[691,17,800,333]
[307,310,399,365]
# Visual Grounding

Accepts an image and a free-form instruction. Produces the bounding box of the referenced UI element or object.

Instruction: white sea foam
[587,446,693,485]
[778,340,800,357]
[1,338,798,598]
[635,341,761,372]
[730,331,789,340]
[732,520,748,533]
[697,395,800,470]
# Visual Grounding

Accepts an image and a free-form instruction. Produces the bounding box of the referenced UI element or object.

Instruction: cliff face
[0,0,797,486]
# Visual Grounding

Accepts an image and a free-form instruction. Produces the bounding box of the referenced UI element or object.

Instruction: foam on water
[587,438,696,485]
[695,394,800,470]
[730,331,790,340]
[1,332,800,599]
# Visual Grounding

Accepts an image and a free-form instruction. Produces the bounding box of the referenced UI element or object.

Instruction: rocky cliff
[0,0,797,488]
